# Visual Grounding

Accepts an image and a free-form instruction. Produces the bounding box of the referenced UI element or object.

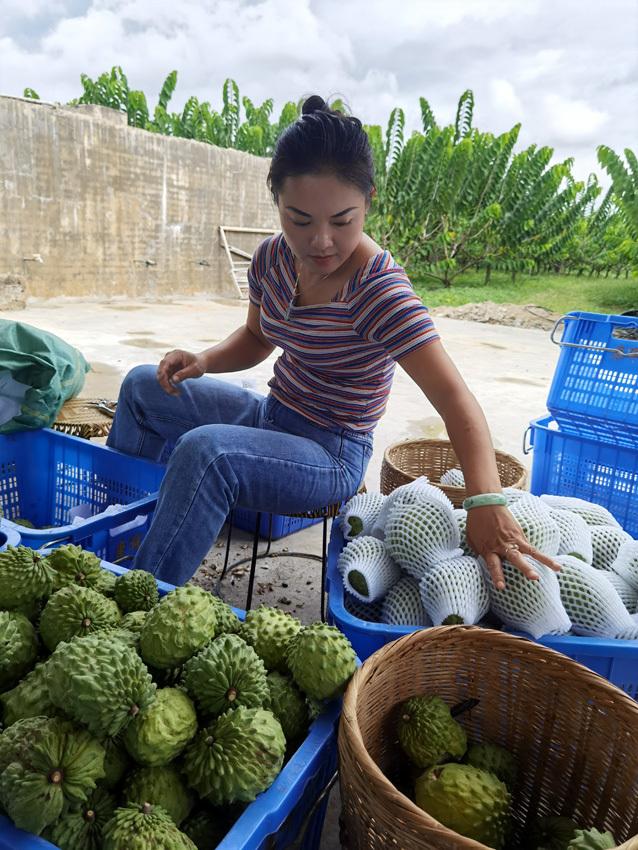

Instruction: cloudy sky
[1,0,636,188]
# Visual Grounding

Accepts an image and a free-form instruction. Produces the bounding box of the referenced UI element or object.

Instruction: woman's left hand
[465,505,561,590]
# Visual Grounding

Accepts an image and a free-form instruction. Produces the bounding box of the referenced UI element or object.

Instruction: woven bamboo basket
[52,398,115,439]
[380,439,527,507]
[339,626,638,850]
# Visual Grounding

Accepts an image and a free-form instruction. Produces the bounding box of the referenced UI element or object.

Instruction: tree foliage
[69,67,299,156]
[30,68,637,281]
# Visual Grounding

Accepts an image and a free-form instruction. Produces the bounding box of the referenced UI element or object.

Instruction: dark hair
[267,95,375,204]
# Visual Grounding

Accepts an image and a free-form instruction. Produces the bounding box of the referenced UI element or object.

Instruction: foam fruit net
[419,556,489,626]
[381,575,431,626]
[556,555,638,639]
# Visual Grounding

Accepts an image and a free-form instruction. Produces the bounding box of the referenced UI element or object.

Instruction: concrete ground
[14,295,560,847]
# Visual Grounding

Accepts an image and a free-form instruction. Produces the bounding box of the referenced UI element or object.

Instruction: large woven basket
[380,439,527,507]
[339,627,638,850]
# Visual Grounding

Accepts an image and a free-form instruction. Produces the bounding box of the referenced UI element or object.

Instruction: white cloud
[517,48,564,83]
[0,0,635,193]
[490,79,524,117]
[541,93,609,144]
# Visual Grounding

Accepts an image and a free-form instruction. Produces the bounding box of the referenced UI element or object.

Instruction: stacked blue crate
[526,311,638,534]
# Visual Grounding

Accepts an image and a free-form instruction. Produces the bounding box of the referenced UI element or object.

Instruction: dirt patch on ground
[430,301,561,330]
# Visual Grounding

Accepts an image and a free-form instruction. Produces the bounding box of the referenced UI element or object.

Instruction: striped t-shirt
[248,233,439,433]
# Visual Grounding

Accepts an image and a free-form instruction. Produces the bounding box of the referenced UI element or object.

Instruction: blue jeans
[106,365,373,585]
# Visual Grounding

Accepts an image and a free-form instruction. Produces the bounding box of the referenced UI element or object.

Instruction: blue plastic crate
[0,520,20,551]
[526,414,638,537]
[327,525,638,698]
[0,558,340,850]
[547,311,638,447]
[232,506,323,540]
[0,428,165,560]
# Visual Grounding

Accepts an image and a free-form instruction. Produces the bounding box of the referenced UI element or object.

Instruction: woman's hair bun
[301,95,327,116]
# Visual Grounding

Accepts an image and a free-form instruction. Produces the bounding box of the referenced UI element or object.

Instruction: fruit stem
[450,697,480,717]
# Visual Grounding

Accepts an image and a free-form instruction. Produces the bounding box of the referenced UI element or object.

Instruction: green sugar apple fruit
[122,687,197,766]
[102,802,198,850]
[123,764,194,826]
[465,742,518,791]
[526,816,578,850]
[93,568,117,597]
[0,661,59,727]
[0,717,105,834]
[46,632,156,738]
[39,585,122,651]
[120,610,149,633]
[398,695,467,768]
[46,544,104,591]
[113,569,159,613]
[0,716,62,773]
[0,545,53,609]
[46,786,116,850]
[209,595,241,636]
[182,706,286,806]
[0,610,38,690]
[139,586,218,669]
[266,671,310,744]
[97,626,142,651]
[415,763,511,849]
[567,829,617,849]
[182,633,269,718]
[101,736,131,790]
[240,606,302,671]
[285,622,356,700]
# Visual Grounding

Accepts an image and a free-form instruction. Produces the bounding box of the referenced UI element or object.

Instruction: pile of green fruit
[396,694,617,850]
[0,544,357,849]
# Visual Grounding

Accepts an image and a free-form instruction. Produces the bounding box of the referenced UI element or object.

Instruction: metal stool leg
[320,515,329,622]
[244,512,262,611]
[220,510,235,581]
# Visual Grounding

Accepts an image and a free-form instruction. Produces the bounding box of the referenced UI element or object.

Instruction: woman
[107,95,559,589]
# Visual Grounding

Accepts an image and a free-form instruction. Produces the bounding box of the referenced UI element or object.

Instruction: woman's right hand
[156,349,206,396]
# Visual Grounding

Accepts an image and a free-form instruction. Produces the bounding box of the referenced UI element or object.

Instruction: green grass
[410,270,637,315]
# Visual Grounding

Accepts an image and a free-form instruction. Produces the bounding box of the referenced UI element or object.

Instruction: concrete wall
[0,96,279,299]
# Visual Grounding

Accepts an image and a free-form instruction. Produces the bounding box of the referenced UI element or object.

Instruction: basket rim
[381,439,527,487]
[340,625,638,850]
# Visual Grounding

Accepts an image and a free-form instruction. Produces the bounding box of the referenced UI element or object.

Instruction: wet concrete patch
[495,376,546,387]
[121,338,173,348]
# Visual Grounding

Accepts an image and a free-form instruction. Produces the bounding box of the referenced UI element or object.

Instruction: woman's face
[277,172,368,276]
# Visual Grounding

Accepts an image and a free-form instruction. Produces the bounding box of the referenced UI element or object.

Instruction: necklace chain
[285,264,330,320]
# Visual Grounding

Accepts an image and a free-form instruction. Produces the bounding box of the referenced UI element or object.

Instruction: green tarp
[0,319,89,433]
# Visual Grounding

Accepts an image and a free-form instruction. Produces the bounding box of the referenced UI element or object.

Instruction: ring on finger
[502,543,520,558]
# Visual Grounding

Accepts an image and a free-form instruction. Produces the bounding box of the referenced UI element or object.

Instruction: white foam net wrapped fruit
[453,509,474,557]
[502,488,528,505]
[371,476,453,539]
[556,555,638,639]
[509,495,560,556]
[381,576,431,626]
[419,556,489,626]
[603,569,638,613]
[343,592,383,623]
[481,555,571,639]
[540,495,620,528]
[385,498,462,580]
[549,508,593,563]
[610,539,638,592]
[440,468,465,487]
[339,492,387,540]
[336,535,401,602]
[590,525,632,570]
